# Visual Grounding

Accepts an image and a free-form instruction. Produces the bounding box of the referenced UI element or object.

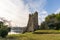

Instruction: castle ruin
[9,12,39,34]
[26,11,39,32]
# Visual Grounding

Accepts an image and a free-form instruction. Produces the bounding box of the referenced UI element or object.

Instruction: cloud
[24,0,48,25]
[24,0,47,12]
[38,10,48,25]
[0,0,30,27]
[0,0,48,27]
[55,8,60,14]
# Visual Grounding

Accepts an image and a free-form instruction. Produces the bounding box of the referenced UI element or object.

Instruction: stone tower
[33,12,38,30]
[26,11,38,32]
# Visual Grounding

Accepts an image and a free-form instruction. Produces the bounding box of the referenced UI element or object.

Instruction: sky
[0,0,60,27]
[44,0,60,14]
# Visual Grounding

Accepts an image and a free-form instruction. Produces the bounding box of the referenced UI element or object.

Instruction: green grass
[34,30,60,34]
[1,30,60,40]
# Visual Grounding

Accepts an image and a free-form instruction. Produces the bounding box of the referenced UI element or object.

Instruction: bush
[0,29,8,38]
[0,21,11,38]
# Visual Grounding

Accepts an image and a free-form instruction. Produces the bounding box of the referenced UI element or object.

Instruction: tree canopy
[40,13,60,30]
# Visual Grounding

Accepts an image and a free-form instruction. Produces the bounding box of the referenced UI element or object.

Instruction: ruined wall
[26,11,38,32]
[33,12,38,30]
[26,14,34,32]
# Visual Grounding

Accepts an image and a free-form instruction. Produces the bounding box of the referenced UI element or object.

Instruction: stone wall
[26,11,38,32]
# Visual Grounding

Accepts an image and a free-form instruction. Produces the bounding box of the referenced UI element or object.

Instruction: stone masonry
[26,11,38,32]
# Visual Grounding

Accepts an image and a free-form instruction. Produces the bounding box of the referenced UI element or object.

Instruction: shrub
[0,21,11,38]
[0,29,8,38]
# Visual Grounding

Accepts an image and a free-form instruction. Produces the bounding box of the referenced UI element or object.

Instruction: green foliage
[0,28,8,38]
[0,21,11,38]
[40,22,49,30]
[40,12,60,30]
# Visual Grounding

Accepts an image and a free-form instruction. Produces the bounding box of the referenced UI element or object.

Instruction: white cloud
[0,0,30,27]
[38,10,48,25]
[24,0,47,12]
[55,8,60,14]
[24,0,48,25]
[0,0,48,27]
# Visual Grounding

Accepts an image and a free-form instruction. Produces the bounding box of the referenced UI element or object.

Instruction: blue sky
[45,0,60,14]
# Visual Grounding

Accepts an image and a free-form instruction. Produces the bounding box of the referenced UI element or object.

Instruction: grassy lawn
[34,30,60,34]
[0,30,60,40]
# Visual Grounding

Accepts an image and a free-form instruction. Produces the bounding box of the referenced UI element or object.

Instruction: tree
[45,13,60,30]
[40,12,60,30]
[40,22,49,30]
[0,21,11,38]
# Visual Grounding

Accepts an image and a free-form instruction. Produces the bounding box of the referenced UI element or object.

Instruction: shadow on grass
[33,32,60,34]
